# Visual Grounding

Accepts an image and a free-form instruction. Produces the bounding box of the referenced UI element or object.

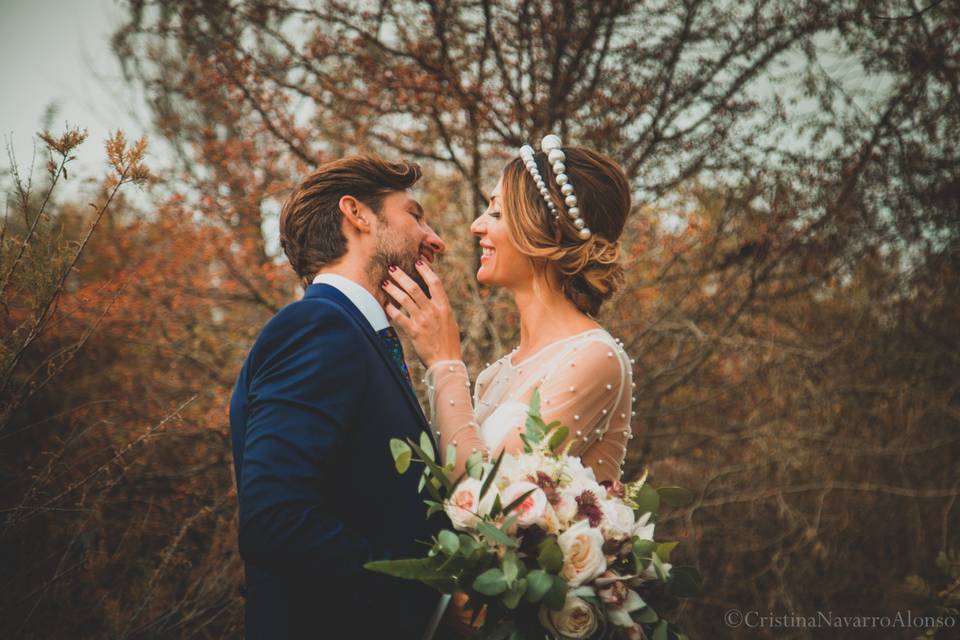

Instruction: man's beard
[369,233,430,296]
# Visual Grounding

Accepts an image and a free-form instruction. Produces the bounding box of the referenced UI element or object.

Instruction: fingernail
[416,259,424,266]
[381,280,389,287]
[388,265,397,271]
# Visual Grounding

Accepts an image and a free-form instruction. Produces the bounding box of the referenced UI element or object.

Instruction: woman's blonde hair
[501,146,631,316]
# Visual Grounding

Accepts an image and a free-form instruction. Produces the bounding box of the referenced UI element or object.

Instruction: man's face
[368,190,444,292]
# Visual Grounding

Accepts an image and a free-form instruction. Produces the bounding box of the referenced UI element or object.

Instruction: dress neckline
[507,328,606,369]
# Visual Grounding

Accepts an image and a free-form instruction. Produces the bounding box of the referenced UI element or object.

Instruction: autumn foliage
[2,1,959,638]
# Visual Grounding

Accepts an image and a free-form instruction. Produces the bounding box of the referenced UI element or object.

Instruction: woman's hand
[382,260,462,368]
[443,591,485,636]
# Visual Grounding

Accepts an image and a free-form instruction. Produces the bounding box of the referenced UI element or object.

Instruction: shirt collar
[312,273,390,332]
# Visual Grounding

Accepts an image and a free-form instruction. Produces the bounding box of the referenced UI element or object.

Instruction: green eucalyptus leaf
[652,620,668,640]
[479,449,505,501]
[458,534,479,557]
[466,451,484,480]
[656,541,679,563]
[489,493,504,519]
[529,388,542,417]
[364,557,439,580]
[537,539,564,573]
[438,530,460,555]
[446,443,457,466]
[543,575,568,611]
[390,438,412,474]
[635,607,658,623]
[502,550,519,585]
[525,569,552,602]
[634,484,660,517]
[657,486,694,508]
[424,500,444,518]
[473,568,508,596]
[478,521,517,548]
[420,431,435,462]
[502,488,537,517]
[502,577,527,610]
[407,438,452,492]
[548,426,569,452]
[651,552,669,581]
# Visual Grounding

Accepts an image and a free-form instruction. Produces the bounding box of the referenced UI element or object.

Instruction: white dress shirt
[312,273,390,332]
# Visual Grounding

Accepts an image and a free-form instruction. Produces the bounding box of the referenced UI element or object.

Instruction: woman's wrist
[424,355,464,371]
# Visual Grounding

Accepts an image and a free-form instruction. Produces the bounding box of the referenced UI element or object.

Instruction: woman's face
[470,176,535,288]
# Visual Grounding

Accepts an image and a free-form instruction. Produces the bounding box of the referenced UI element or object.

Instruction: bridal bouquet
[367,391,700,640]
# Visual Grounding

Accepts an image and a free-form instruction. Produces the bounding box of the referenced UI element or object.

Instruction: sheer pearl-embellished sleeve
[494,339,633,483]
[424,360,487,476]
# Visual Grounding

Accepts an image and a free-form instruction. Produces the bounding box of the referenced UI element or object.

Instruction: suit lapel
[304,284,437,449]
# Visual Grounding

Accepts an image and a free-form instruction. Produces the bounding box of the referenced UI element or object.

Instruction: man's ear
[339,195,371,233]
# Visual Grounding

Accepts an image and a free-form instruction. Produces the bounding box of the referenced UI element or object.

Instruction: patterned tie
[377,326,413,387]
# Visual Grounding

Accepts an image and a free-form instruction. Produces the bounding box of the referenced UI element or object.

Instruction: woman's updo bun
[501,146,631,316]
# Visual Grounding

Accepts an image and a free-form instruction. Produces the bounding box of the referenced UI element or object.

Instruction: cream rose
[557,520,607,587]
[601,500,636,539]
[444,478,496,530]
[501,480,549,528]
[538,595,598,640]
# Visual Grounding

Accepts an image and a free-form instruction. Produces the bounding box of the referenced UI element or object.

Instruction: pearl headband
[519,134,591,240]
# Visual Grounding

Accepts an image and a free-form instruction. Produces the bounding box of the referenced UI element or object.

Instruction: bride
[381,135,635,484]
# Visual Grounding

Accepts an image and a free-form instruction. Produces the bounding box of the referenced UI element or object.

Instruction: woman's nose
[470,215,485,236]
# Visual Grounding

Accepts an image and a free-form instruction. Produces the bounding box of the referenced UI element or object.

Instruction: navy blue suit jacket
[229,283,440,639]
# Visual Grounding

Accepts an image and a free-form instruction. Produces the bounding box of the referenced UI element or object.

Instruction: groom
[229,155,446,639]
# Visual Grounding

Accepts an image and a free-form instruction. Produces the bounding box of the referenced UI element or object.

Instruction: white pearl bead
[541,134,562,151]
[452,440,458,445]
[606,383,613,390]
[569,386,576,392]
[561,183,574,195]
[547,148,565,164]
[564,195,578,208]
[578,228,591,240]
[449,400,455,405]
[568,206,580,217]
[620,413,626,419]
[573,217,586,229]
[556,173,569,186]
[574,415,580,421]
[552,161,565,174]
[576,430,582,436]
[602,409,608,415]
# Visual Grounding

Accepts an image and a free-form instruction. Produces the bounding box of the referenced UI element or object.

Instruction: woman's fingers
[381,279,416,316]
[384,303,415,336]
[414,260,451,306]
[387,265,429,308]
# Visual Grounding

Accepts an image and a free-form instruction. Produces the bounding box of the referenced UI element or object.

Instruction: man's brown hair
[279,154,422,285]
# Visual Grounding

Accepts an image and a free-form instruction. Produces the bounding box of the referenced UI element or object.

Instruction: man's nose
[423,224,446,254]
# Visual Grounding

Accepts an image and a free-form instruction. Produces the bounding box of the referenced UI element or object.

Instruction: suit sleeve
[237,305,389,577]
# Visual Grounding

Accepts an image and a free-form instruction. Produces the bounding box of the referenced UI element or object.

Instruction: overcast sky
[1,0,153,194]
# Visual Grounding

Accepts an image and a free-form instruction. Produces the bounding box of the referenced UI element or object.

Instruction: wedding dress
[424,328,634,483]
